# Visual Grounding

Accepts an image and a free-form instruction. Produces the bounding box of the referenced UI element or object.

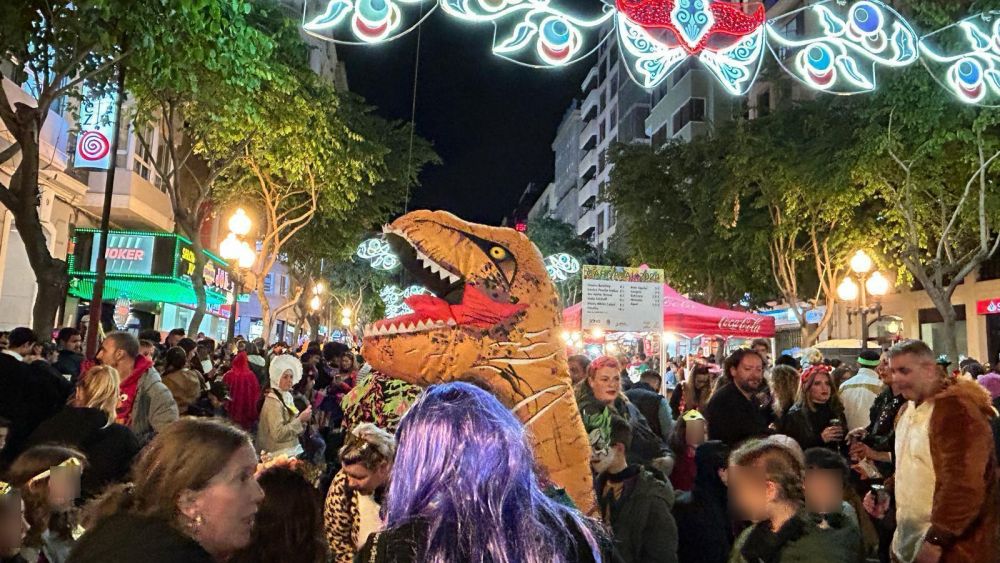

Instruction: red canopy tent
[563,283,776,338]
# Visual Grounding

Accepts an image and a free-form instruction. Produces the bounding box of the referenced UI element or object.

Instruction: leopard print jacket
[324,470,360,563]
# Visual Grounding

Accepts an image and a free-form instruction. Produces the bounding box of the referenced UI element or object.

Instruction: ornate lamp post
[219,208,255,342]
[837,250,891,350]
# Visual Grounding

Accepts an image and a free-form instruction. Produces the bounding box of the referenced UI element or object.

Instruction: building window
[609,207,617,227]
[757,91,771,117]
[600,90,606,112]
[672,98,706,135]
[597,210,605,236]
[279,275,288,296]
[918,306,967,358]
[263,273,274,294]
[600,120,607,142]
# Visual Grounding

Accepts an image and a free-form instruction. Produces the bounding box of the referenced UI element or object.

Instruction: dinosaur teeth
[445,272,461,284]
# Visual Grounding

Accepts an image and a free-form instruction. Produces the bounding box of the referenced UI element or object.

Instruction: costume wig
[385,382,601,563]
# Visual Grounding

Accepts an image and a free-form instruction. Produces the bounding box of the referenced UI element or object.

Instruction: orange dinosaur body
[361,210,595,514]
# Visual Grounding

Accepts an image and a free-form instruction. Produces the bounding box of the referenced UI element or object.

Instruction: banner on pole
[73,84,118,170]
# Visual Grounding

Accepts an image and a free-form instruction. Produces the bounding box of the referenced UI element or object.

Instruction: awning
[563,283,776,338]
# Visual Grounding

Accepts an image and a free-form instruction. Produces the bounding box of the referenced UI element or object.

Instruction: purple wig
[385,382,602,563]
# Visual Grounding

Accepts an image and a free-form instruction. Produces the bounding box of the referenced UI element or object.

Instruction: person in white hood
[257,354,311,457]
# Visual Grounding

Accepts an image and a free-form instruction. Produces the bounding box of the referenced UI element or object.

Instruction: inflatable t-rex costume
[361,210,595,513]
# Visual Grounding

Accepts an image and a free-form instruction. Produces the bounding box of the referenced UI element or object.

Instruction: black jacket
[68,513,213,563]
[778,402,843,452]
[625,382,668,439]
[673,453,732,563]
[356,514,615,563]
[54,350,84,382]
[703,382,773,448]
[28,407,140,498]
[596,465,679,563]
[0,354,67,463]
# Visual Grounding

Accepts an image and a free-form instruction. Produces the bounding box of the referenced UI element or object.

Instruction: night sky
[336,13,594,225]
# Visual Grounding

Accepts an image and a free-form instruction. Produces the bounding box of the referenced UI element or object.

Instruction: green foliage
[526,216,594,260]
[606,133,776,305]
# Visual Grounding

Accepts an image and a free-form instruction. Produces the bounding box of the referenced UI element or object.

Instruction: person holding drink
[778,365,847,451]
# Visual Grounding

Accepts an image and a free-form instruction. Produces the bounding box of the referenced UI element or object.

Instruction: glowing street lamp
[221,209,255,342]
[838,250,892,350]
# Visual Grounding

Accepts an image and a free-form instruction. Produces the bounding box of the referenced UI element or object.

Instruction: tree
[847,2,1000,361]
[726,99,878,346]
[0,0,171,337]
[127,0,280,335]
[525,216,594,307]
[217,73,389,341]
[278,95,438,336]
[606,134,776,306]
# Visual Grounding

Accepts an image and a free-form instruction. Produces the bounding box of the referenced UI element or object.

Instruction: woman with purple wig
[356,382,613,563]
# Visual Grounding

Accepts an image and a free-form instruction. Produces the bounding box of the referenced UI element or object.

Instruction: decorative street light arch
[301,0,1000,106]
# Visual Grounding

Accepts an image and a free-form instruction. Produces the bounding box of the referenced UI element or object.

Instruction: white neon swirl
[544,253,581,282]
[919,12,1000,105]
[617,17,688,90]
[766,0,918,94]
[441,0,614,68]
[699,26,766,96]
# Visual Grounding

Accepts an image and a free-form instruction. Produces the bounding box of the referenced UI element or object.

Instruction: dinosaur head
[361,210,565,404]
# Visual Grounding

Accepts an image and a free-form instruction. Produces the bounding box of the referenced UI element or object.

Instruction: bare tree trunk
[257,283,273,344]
[186,237,209,336]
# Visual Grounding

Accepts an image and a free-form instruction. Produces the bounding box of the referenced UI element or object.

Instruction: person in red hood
[97,332,179,445]
[222,351,261,432]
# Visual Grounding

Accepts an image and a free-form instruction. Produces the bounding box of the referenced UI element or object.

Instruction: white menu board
[582,266,664,333]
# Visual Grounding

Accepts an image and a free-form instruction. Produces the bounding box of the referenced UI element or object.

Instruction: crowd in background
[0,326,994,562]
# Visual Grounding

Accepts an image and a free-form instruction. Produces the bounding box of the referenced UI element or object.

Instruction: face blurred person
[728,441,804,528]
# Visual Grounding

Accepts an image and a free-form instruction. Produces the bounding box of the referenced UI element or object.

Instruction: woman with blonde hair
[27,366,140,498]
[770,365,801,422]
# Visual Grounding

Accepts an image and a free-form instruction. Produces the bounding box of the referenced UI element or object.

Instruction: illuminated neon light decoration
[919,13,1000,105]
[766,1,918,94]
[303,0,436,44]
[380,284,431,318]
[302,0,1000,106]
[356,238,399,271]
[440,0,616,67]
[544,253,581,282]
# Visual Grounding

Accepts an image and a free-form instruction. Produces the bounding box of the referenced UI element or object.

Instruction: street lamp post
[220,209,255,343]
[837,250,891,350]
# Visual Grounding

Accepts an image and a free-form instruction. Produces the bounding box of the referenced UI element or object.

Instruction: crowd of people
[0,325,996,562]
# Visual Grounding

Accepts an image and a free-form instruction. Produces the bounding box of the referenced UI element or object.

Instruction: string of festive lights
[302,0,1000,105]
[356,238,400,271]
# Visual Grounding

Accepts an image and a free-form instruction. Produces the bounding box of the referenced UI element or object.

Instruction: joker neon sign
[302,0,1000,105]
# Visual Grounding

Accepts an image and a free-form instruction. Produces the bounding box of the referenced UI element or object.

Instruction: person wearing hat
[839,350,885,433]
[668,409,707,492]
[257,354,311,458]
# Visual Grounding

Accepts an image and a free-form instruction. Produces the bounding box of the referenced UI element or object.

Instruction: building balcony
[579,148,598,181]
[580,119,598,151]
[582,87,600,121]
[577,209,597,239]
[81,166,174,232]
[578,178,599,207]
[582,65,599,93]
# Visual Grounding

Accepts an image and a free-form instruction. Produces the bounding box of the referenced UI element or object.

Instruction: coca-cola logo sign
[718,317,765,334]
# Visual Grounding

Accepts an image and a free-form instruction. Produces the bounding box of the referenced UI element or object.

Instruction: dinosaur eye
[489,246,508,260]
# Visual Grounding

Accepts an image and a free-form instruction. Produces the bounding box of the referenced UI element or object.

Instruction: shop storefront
[66,228,235,338]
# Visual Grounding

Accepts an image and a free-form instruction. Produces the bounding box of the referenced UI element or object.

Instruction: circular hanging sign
[113,294,132,329]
